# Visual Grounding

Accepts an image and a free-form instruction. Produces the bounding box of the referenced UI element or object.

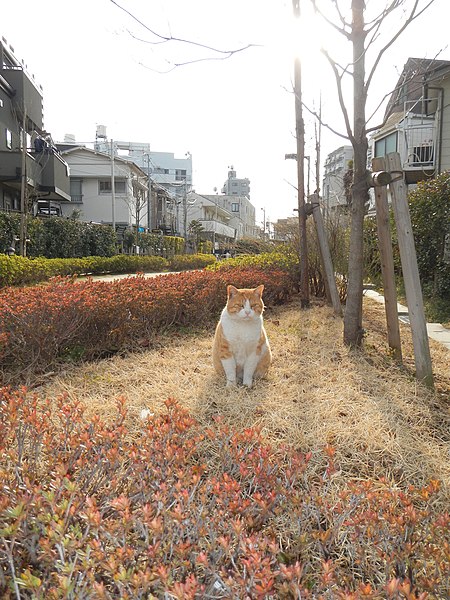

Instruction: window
[5,128,12,149]
[70,179,83,203]
[231,202,239,212]
[153,168,169,175]
[374,132,397,157]
[175,169,187,181]
[99,180,126,194]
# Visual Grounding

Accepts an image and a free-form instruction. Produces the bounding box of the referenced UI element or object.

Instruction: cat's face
[225,285,265,320]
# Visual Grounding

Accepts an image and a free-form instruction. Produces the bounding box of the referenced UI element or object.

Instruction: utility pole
[145,153,152,231]
[183,179,188,241]
[293,0,309,308]
[110,139,116,231]
[19,111,27,257]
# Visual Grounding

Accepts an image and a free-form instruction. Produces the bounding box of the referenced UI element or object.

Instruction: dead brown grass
[36,295,450,504]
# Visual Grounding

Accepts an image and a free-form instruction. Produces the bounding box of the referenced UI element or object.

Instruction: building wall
[60,177,131,224]
[322,145,353,212]
[60,148,145,226]
[201,194,257,239]
[94,137,192,198]
[221,169,250,197]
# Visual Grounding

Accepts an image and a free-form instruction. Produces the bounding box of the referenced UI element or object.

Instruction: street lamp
[261,207,266,236]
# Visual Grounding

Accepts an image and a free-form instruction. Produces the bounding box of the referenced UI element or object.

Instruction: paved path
[78,271,181,283]
[364,288,450,351]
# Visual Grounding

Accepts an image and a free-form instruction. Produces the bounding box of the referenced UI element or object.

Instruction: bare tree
[311,0,435,347]
[124,176,148,253]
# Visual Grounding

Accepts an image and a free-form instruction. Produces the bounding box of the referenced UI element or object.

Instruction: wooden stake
[386,152,433,388]
[371,156,402,362]
[311,200,342,316]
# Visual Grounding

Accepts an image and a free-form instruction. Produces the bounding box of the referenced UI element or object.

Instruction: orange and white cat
[213,284,272,388]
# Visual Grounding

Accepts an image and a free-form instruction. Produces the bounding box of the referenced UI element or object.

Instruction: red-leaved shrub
[0,268,293,384]
[0,389,448,598]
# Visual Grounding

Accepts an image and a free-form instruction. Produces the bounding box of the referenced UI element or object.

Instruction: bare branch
[322,49,355,144]
[302,101,349,140]
[365,0,435,94]
[282,83,348,140]
[311,0,352,39]
[364,0,405,34]
[110,0,260,70]
[138,46,257,75]
[366,48,446,132]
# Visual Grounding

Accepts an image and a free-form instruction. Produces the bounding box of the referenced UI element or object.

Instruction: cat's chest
[221,316,261,352]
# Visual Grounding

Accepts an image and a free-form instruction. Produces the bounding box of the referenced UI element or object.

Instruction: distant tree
[343,160,354,208]
[124,176,148,253]
[187,219,205,252]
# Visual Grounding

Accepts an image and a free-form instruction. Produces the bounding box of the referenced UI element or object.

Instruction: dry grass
[36,295,450,503]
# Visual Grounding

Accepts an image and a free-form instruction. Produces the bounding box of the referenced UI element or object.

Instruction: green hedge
[0,213,117,258]
[0,253,217,288]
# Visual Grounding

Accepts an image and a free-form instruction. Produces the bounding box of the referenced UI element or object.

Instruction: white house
[59,146,148,233]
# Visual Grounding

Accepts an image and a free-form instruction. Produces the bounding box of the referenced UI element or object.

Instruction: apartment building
[94,129,192,204]
[322,145,353,215]
[370,57,450,184]
[221,167,250,198]
[0,37,70,223]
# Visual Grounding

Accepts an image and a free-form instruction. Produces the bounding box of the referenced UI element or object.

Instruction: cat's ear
[227,285,239,297]
[254,284,264,297]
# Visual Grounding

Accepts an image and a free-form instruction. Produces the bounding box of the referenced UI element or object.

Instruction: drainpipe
[424,84,444,174]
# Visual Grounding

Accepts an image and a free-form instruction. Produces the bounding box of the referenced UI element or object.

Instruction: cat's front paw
[243,378,253,388]
[226,379,237,388]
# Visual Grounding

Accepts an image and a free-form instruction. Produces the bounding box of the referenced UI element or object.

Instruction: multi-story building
[370,57,450,185]
[94,128,192,208]
[201,193,258,240]
[322,145,353,215]
[221,167,250,198]
[0,37,70,228]
[186,192,236,250]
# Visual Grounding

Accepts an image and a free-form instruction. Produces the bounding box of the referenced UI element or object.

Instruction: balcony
[200,219,235,238]
[35,151,71,201]
[0,150,70,201]
[0,151,41,188]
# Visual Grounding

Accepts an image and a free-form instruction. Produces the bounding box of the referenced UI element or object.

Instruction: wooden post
[292,0,309,309]
[311,200,342,316]
[371,157,402,362]
[386,152,433,387]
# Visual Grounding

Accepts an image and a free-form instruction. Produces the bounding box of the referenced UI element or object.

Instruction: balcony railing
[199,219,235,238]
[400,97,440,171]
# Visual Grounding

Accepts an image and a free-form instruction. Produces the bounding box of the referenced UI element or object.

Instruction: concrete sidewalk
[364,289,450,351]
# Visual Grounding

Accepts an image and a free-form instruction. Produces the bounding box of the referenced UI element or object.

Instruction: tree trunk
[293,0,309,309]
[343,0,369,347]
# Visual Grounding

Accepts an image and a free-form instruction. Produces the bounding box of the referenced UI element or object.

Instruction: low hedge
[0,254,216,288]
[0,267,294,384]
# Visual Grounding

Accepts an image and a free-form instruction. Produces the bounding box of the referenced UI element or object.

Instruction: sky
[2,0,449,227]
